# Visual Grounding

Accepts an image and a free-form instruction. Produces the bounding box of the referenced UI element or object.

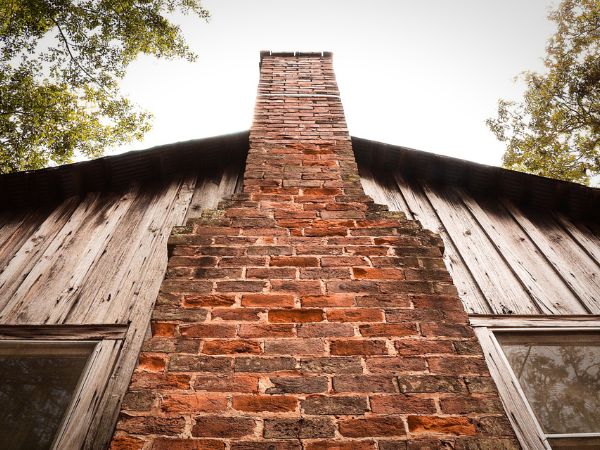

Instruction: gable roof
[0,132,248,209]
[353,136,600,221]
[1,131,598,220]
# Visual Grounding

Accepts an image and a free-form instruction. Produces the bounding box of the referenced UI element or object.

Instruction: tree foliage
[487,0,599,185]
[0,0,209,173]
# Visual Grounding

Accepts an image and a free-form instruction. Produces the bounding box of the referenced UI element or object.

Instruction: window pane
[0,341,96,450]
[497,332,600,434]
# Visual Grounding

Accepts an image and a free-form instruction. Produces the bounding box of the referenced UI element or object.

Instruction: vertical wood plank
[0,197,81,316]
[423,184,538,314]
[505,202,600,313]
[459,190,585,314]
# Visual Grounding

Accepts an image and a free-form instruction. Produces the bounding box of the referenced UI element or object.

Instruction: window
[0,341,96,450]
[0,325,128,450]
[470,316,600,450]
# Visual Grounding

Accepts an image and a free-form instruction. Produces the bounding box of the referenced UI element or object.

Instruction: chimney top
[259,50,333,60]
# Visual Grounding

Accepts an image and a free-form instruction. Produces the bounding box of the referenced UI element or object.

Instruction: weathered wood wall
[0,162,243,449]
[359,167,600,316]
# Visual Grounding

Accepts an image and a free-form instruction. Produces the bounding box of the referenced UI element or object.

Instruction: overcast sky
[116,0,558,167]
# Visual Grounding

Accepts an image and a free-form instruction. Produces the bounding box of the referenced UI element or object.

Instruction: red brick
[160,394,228,413]
[192,416,256,438]
[194,374,259,393]
[183,294,235,307]
[333,375,397,393]
[270,256,319,267]
[110,435,145,450]
[180,324,236,338]
[233,395,298,412]
[137,354,166,372]
[305,442,376,450]
[117,414,185,435]
[212,308,263,321]
[202,340,262,355]
[407,415,476,435]
[352,268,404,280]
[151,322,176,337]
[440,396,504,414]
[360,323,418,337]
[241,294,295,307]
[238,323,295,338]
[365,357,428,373]
[327,308,384,322]
[216,281,266,292]
[338,417,406,437]
[269,309,324,323]
[369,395,436,414]
[271,280,322,294]
[297,323,355,337]
[150,439,225,450]
[301,294,353,307]
[330,339,388,355]
[264,338,326,355]
[246,267,296,279]
[321,256,367,267]
[130,373,190,390]
[394,339,455,356]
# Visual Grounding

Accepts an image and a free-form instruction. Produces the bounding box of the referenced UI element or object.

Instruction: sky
[116,0,558,168]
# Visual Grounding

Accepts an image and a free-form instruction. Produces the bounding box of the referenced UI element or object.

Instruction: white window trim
[0,324,128,450]
[470,315,600,450]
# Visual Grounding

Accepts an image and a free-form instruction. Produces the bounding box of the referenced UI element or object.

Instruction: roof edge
[352,135,599,220]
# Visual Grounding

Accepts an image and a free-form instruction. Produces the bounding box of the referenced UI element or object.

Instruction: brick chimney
[111,52,519,450]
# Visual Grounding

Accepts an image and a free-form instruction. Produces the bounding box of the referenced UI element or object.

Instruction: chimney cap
[259,50,333,60]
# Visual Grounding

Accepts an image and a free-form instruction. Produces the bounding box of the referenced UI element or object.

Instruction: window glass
[0,341,96,450]
[496,332,600,435]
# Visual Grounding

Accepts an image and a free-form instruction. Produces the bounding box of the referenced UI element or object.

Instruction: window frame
[0,324,128,450]
[470,315,600,450]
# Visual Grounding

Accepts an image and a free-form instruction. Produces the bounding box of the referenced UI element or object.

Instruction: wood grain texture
[0,167,240,449]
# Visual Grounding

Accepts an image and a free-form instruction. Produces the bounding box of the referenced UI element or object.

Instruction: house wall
[111,52,519,450]
[0,162,242,449]
[359,166,600,316]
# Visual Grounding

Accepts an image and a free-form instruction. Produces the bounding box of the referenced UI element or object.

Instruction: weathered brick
[117,415,185,435]
[264,338,326,355]
[202,340,262,355]
[234,357,296,373]
[180,324,237,338]
[301,395,369,415]
[269,309,324,323]
[192,417,256,438]
[327,308,384,322]
[241,294,295,307]
[238,323,295,338]
[266,376,328,394]
[233,395,298,412]
[305,442,376,450]
[300,357,363,373]
[338,417,406,437]
[263,418,335,439]
[160,394,227,413]
[330,339,388,355]
[333,375,396,393]
[397,375,466,394]
[407,415,476,435]
[168,355,232,372]
[193,374,259,393]
[369,395,437,414]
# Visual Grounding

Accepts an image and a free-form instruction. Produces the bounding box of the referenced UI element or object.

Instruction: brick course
[111,52,519,450]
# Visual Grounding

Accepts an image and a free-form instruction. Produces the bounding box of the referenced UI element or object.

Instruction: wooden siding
[359,167,600,316]
[0,162,243,449]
